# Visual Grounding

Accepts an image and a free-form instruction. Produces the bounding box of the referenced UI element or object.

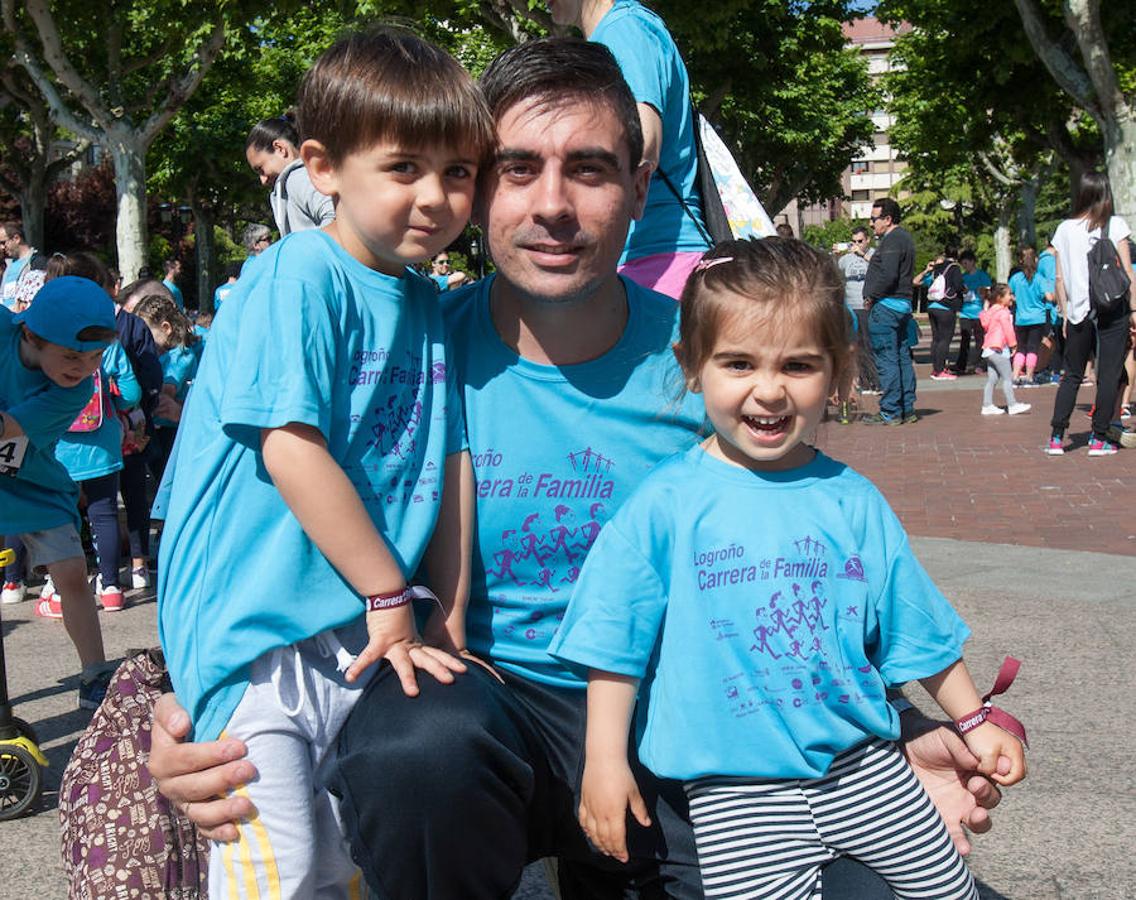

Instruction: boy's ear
[301,139,337,199]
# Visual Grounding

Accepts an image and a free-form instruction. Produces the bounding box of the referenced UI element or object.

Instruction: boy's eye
[446,164,473,180]
[389,161,417,174]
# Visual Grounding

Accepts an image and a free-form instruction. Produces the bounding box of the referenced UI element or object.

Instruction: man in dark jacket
[862,198,918,424]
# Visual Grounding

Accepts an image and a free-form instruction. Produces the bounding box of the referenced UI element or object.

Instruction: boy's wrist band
[363,585,442,613]
[954,656,1029,747]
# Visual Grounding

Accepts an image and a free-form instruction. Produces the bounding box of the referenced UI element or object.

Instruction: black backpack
[1088,228,1131,317]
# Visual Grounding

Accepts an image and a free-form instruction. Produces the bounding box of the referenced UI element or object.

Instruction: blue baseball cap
[15,276,117,351]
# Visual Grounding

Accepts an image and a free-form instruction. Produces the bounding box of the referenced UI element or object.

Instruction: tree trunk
[192,202,216,313]
[994,201,1014,281]
[19,168,46,249]
[108,132,147,282]
[1104,112,1136,222]
[1017,176,1039,250]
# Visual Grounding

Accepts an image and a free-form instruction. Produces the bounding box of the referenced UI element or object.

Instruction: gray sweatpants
[983,351,1018,408]
[209,625,374,900]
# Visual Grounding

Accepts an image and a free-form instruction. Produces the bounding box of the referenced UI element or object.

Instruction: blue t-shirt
[213,283,234,311]
[158,229,463,741]
[155,342,203,428]
[549,446,969,781]
[55,342,140,482]
[1009,270,1046,326]
[960,269,992,319]
[1036,251,1058,321]
[163,278,185,310]
[445,276,705,688]
[0,307,92,532]
[430,273,450,293]
[1,256,30,309]
[592,0,706,263]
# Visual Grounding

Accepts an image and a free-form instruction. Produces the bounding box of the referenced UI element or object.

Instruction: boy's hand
[962,720,1026,786]
[578,758,651,863]
[346,603,466,695]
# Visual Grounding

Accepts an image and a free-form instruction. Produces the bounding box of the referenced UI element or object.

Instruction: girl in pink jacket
[980,284,1031,415]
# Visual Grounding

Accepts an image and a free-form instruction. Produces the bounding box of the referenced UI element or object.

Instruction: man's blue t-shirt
[158,229,463,741]
[430,273,450,293]
[0,307,92,533]
[1010,270,1046,326]
[592,0,706,263]
[213,283,234,311]
[549,446,969,781]
[55,342,140,482]
[1,256,30,309]
[444,276,705,688]
[163,278,185,310]
[961,269,992,319]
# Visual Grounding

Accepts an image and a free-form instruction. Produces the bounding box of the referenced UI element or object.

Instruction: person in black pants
[927,246,964,379]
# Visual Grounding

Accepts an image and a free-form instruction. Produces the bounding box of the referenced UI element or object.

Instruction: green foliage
[802,217,860,252]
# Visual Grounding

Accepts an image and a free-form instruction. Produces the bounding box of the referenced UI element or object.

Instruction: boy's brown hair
[297,26,494,167]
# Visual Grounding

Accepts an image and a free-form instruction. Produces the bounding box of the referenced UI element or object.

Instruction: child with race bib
[549,238,1027,900]
[157,28,493,898]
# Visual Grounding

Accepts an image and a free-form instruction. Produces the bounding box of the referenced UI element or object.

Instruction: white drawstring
[270,644,308,718]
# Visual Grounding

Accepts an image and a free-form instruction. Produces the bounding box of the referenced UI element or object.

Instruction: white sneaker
[1,580,26,605]
[131,566,150,590]
[39,575,55,601]
[981,405,1005,416]
[1007,402,1032,415]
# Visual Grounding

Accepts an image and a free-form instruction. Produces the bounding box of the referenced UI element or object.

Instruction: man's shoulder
[595,0,672,49]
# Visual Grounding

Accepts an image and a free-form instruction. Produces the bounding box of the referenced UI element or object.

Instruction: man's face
[0,229,16,260]
[851,232,870,255]
[961,257,976,273]
[870,207,890,237]
[477,95,648,306]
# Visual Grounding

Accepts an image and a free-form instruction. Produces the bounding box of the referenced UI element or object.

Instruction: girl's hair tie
[695,256,733,273]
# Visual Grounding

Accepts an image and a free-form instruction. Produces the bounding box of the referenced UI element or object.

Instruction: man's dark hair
[959,249,976,263]
[1,221,23,242]
[479,38,644,171]
[163,258,179,275]
[872,197,902,224]
[850,226,869,240]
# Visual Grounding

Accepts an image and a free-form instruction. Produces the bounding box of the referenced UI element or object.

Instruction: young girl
[245,113,336,236]
[1009,246,1047,386]
[157,27,493,898]
[979,284,1030,416]
[549,238,1027,900]
[131,293,202,469]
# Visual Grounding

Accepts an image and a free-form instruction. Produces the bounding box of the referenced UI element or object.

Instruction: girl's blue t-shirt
[158,229,463,741]
[55,342,140,482]
[549,446,969,781]
[155,342,202,427]
[0,306,92,532]
[1036,251,1059,321]
[1010,270,1047,326]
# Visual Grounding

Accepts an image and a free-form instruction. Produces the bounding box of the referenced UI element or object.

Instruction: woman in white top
[1046,171,1136,455]
[244,115,335,238]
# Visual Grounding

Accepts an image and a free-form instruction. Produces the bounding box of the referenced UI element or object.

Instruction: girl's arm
[261,423,465,695]
[920,659,1026,785]
[579,671,652,863]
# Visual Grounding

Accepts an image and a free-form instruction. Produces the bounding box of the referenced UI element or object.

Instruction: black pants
[1014,323,1045,359]
[1050,312,1129,439]
[82,472,121,588]
[119,452,150,559]
[928,308,956,373]
[954,318,984,372]
[852,308,879,391]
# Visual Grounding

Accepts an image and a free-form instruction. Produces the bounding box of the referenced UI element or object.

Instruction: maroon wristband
[364,588,411,612]
[954,656,1029,748]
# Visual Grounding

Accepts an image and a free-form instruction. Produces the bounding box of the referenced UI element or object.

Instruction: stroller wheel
[0,744,43,820]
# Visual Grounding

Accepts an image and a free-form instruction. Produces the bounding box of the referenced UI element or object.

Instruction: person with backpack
[927,244,965,380]
[1045,171,1136,456]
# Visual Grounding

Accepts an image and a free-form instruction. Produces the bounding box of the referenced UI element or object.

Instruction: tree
[1,0,237,280]
[1011,0,1136,219]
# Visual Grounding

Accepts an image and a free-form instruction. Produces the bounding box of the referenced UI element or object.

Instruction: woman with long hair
[1045,171,1136,455]
[245,114,335,237]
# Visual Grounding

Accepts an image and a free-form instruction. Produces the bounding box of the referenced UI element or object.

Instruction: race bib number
[0,434,29,476]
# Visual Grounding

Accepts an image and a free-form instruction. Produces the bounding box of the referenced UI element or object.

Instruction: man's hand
[901,715,1005,856]
[578,758,651,863]
[147,693,257,842]
[345,603,466,694]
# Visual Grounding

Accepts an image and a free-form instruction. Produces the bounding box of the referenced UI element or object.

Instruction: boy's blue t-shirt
[158,229,463,741]
[155,342,203,427]
[54,342,140,482]
[548,446,970,781]
[592,0,706,263]
[1009,270,1046,326]
[0,306,93,533]
[444,276,705,688]
[961,269,991,319]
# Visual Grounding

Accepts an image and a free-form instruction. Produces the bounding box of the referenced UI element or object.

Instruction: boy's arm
[920,659,1026,786]
[3,378,91,446]
[261,422,465,695]
[420,450,474,655]
[579,671,651,863]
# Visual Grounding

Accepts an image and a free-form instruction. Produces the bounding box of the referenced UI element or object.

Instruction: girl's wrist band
[954,656,1029,747]
[363,585,443,614]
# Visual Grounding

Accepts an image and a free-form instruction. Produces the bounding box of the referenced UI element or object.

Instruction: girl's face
[1001,291,1015,307]
[146,320,173,351]
[245,139,296,188]
[688,294,834,472]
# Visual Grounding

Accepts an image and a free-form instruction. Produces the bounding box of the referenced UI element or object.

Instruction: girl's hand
[962,721,1026,786]
[346,603,466,695]
[579,758,652,863]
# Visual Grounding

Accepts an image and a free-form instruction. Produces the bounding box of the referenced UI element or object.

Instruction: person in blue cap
[0,275,120,708]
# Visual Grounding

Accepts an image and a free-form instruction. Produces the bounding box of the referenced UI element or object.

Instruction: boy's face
[25,335,104,388]
[309,141,479,277]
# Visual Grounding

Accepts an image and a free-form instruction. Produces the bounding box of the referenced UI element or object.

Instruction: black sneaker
[78,667,115,710]
[861,413,901,426]
[903,412,919,424]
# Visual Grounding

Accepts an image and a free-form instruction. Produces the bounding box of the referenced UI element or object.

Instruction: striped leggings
[685,738,978,900]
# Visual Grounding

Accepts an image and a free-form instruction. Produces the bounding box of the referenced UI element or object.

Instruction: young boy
[0,276,119,708]
[156,28,493,896]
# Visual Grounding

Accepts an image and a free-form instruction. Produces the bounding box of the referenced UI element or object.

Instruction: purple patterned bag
[59,648,208,898]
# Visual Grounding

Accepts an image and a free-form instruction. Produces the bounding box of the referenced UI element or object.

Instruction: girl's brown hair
[132,293,198,349]
[1018,246,1038,281]
[676,237,853,390]
[988,283,1013,306]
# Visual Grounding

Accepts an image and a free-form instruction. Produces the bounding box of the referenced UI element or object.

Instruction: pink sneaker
[98,584,125,612]
[34,594,63,619]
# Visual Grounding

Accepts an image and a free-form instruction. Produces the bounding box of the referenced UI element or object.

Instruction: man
[862,197,918,425]
[838,226,879,393]
[241,222,272,257]
[161,257,185,310]
[150,40,1005,899]
[429,252,468,292]
[549,0,709,298]
[957,250,992,375]
[0,222,35,310]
